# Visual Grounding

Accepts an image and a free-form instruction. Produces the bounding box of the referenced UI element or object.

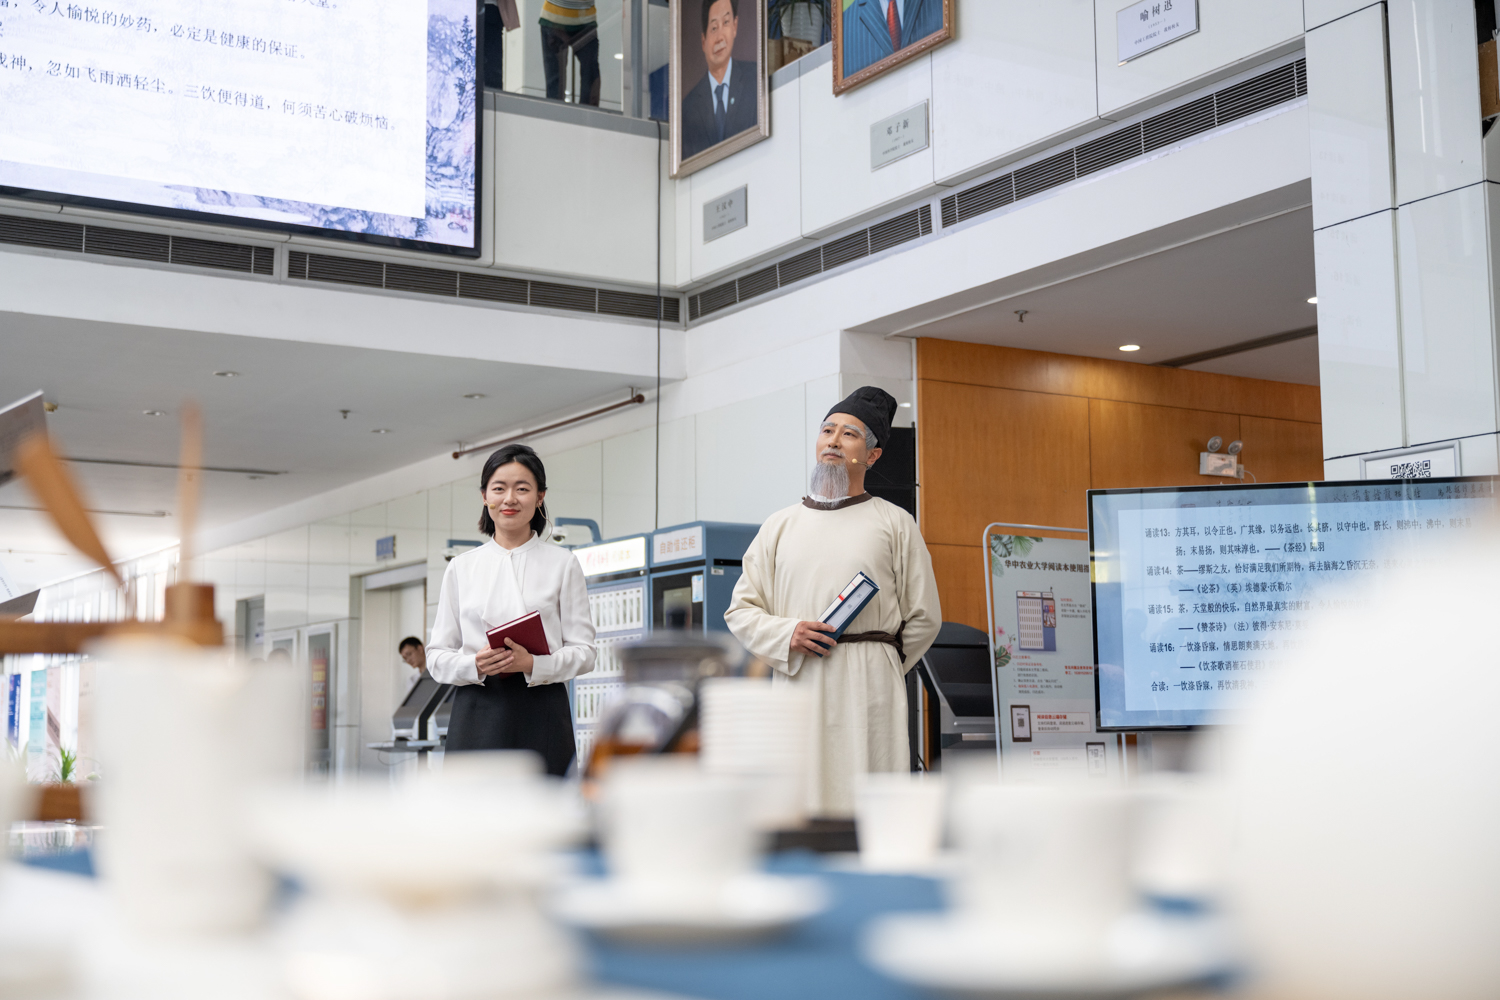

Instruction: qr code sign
[1390,460,1432,479]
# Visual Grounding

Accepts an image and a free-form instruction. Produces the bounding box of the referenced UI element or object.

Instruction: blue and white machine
[570,520,758,763]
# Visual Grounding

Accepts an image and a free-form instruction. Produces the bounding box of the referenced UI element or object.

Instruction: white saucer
[863,908,1235,998]
[550,873,828,945]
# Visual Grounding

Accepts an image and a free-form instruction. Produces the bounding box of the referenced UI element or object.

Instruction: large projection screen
[0,0,481,256]
[1090,477,1498,731]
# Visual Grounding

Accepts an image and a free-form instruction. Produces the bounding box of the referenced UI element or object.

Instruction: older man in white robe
[725,386,941,817]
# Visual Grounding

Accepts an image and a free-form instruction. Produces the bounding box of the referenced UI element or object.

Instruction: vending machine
[572,533,649,766]
[647,521,759,633]
[569,521,759,764]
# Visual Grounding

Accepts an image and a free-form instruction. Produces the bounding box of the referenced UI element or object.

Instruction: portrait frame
[832,0,954,96]
[670,0,771,179]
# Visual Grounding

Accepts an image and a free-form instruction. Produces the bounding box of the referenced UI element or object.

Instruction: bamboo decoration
[0,408,224,654]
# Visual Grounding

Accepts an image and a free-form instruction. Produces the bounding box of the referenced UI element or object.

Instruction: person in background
[540,0,601,106]
[725,387,941,817]
[481,0,518,91]
[399,636,428,693]
[426,444,596,776]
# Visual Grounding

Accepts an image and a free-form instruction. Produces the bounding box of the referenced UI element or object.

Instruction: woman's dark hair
[478,444,549,538]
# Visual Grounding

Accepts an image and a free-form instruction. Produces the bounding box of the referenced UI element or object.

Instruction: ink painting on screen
[0,0,480,255]
[832,0,952,95]
[670,0,770,178]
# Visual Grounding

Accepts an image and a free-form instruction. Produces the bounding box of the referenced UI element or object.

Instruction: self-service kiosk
[570,521,758,764]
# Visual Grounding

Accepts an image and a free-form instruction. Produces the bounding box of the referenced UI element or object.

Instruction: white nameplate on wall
[703,186,749,243]
[653,524,705,565]
[1116,0,1199,64]
[1361,444,1460,480]
[871,102,929,171]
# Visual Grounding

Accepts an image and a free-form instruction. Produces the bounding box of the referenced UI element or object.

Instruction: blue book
[818,571,880,639]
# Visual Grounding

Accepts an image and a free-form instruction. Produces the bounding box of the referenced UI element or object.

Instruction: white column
[1306,0,1500,478]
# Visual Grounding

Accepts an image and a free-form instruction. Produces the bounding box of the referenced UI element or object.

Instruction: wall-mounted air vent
[941,59,1306,230]
[287,250,680,324]
[689,204,933,322]
[0,212,274,275]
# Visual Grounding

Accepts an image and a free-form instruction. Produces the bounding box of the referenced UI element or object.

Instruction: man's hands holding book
[791,620,838,657]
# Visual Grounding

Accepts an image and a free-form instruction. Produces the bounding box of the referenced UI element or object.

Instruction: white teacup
[92,638,302,936]
[600,757,756,907]
[949,784,1132,958]
[855,773,944,871]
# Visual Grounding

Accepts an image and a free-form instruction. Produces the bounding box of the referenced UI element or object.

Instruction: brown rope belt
[838,619,907,662]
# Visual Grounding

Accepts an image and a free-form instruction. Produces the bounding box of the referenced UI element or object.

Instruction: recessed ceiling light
[463,393,487,399]
[372,428,392,434]
[213,370,240,377]
[614,52,623,60]
[1307,296,1318,304]
[1119,345,1141,352]
[143,409,166,416]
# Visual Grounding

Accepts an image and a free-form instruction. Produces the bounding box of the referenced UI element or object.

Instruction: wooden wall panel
[927,543,988,631]
[917,339,1322,424]
[1089,399,1242,490]
[916,338,1326,635]
[917,381,1091,546]
[1239,416,1325,484]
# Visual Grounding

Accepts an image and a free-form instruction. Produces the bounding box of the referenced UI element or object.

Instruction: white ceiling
[0,313,639,594]
[888,207,1319,385]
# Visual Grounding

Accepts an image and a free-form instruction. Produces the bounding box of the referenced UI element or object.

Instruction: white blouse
[427,533,596,688]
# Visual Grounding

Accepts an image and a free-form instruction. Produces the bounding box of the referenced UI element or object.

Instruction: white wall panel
[799,57,936,237]
[930,0,1098,185]
[1094,0,1303,119]
[1459,433,1500,474]
[602,427,657,539]
[690,76,809,282]
[1304,0,1382,31]
[1314,210,1404,455]
[1306,5,1394,228]
[493,113,660,285]
[1388,0,1484,204]
[541,441,604,529]
[1397,184,1499,444]
[656,416,698,530]
[696,384,807,524]
[1323,455,1362,478]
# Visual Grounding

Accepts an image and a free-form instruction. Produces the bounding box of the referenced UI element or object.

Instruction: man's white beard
[809,458,850,500]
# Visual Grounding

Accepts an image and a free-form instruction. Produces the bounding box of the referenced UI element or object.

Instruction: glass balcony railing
[481,0,828,122]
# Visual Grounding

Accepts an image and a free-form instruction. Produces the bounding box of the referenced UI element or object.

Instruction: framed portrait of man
[833,0,953,95]
[670,0,770,178]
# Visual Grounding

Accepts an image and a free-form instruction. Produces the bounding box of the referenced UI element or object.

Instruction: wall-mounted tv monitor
[0,0,480,256]
[1090,477,1498,730]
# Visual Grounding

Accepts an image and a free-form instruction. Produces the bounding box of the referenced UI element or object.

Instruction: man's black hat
[825,386,898,449]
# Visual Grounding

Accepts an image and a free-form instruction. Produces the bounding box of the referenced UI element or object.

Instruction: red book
[485,610,551,656]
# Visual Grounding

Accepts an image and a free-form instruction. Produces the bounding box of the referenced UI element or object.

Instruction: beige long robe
[725,495,942,817]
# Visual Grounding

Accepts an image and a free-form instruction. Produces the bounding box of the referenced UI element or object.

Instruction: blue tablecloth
[21,849,942,1000]
[581,852,945,1000]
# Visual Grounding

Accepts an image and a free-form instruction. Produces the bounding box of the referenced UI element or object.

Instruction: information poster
[987,531,1115,781]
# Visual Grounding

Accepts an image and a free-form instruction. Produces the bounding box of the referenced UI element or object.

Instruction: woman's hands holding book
[476,638,534,677]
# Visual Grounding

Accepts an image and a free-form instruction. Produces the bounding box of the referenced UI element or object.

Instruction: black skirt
[446,672,576,777]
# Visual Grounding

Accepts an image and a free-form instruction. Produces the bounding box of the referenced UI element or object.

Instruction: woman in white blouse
[426,444,596,775]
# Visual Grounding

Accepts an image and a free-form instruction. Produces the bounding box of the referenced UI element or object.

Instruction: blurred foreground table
[9,838,1225,1000]
[582,852,943,1000]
